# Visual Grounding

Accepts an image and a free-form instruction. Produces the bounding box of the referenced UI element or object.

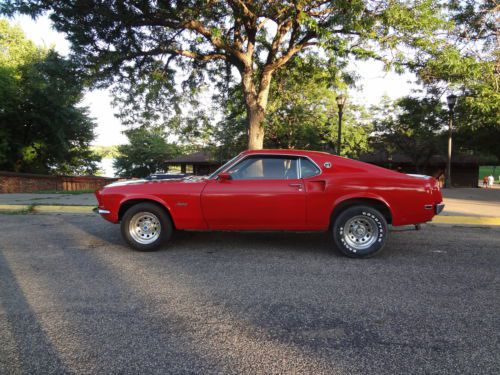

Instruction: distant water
[99,157,116,177]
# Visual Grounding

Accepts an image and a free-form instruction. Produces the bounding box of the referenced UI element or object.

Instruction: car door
[201,155,307,230]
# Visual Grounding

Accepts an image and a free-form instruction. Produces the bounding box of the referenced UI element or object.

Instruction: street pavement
[0,213,499,374]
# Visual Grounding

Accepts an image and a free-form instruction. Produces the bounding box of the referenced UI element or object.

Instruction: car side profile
[95,150,444,258]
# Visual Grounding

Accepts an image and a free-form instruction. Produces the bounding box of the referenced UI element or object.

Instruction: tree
[114,125,181,178]
[3,1,447,150]
[414,0,499,159]
[0,20,100,174]
[214,55,371,157]
[371,96,446,172]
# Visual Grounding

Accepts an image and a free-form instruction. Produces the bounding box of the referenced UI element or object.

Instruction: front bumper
[435,203,445,215]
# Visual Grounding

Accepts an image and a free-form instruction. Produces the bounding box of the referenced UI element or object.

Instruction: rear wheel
[332,205,388,258]
[120,202,173,251]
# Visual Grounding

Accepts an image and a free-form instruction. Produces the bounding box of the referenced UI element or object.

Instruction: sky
[12,14,420,147]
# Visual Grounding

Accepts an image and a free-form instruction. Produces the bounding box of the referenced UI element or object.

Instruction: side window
[227,156,298,180]
[300,158,321,178]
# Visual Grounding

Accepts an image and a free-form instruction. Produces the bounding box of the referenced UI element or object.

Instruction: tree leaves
[113,125,181,178]
[1,0,449,149]
[0,20,100,174]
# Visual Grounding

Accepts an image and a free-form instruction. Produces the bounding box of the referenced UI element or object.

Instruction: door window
[227,156,298,180]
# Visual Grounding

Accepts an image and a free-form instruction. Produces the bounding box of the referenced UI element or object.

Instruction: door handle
[288,183,303,191]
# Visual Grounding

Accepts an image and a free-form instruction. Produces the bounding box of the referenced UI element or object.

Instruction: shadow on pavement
[0,251,71,374]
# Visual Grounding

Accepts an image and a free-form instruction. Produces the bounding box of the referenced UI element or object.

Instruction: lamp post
[445,94,457,188]
[336,94,347,155]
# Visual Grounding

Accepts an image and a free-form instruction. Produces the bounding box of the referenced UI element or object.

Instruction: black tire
[332,205,388,258]
[120,202,173,251]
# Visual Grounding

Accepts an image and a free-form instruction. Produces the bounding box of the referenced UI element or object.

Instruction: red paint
[95,150,443,230]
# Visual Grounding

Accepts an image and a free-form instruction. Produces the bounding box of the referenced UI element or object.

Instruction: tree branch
[266,32,318,71]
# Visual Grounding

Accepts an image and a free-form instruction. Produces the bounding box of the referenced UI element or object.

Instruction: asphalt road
[0,214,499,374]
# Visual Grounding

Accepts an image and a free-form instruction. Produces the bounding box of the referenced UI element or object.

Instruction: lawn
[479,166,500,183]
[32,189,96,194]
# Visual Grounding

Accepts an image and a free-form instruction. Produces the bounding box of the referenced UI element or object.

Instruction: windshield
[208,153,242,179]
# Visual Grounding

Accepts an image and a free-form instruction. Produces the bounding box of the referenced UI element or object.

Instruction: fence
[0,171,118,193]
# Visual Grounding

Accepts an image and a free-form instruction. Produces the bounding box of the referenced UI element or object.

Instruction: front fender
[119,194,172,212]
[117,195,173,221]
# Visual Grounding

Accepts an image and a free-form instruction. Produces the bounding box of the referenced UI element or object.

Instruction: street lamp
[336,94,347,155]
[445,94,457,188]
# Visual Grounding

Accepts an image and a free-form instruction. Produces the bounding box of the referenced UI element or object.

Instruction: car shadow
[79,214,340,256]
[77,214,424,260]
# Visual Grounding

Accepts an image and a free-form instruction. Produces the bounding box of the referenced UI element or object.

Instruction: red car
[95,150,444,258]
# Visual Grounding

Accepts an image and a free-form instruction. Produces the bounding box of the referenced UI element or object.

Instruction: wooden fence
[0,171,118,193]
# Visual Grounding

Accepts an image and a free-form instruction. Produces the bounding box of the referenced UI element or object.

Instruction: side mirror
[217,172,232,182]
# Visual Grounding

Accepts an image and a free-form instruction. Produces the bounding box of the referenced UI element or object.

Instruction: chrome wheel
[343,215,378,251]
[128,212,161,245]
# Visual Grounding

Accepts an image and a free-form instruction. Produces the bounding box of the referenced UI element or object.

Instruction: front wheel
[120,202,173,251]
[332,205,388,258]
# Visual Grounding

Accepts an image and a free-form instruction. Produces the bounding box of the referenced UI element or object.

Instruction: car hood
[104,176,208,188]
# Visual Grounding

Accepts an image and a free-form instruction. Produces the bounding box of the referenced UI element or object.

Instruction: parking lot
[1,213,499,374]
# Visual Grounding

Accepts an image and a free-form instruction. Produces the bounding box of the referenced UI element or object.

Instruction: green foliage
[214,56,371,157]
[414,1,499,159]
[453,84,500,159]
[371,96,447,172]
[91,145,120,159]
[113,126,181,178]
[2,1,449,149]
[0,19,100,174]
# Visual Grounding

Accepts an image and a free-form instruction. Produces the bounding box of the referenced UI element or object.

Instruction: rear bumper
[435,203,445,215]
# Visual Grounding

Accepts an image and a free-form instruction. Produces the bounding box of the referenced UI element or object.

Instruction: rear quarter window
[301,158,321,178]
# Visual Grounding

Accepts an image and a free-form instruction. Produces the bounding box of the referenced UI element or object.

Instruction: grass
[479,166,500,183]
[32,189,96,194]
[0,204,35,215]
[0,204,96,215]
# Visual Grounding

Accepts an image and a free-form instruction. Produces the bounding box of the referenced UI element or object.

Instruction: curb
[0,204,32,212]
[34,205,95,214]
[0,204,95,214]
[432,215,500,226]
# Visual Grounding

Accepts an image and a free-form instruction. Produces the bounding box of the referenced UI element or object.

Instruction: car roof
[241,149,332,157]
[239,149,404,177]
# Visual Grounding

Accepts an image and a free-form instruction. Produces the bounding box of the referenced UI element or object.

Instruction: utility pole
[336,94,347,156]
[445,94,457,188]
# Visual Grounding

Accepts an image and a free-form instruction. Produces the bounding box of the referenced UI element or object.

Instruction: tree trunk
[247,107,265,149]
[241,68,273,150]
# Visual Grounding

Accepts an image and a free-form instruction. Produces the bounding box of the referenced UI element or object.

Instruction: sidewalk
[441,187,499,217]
[0,193,96,214]
[430,187,500,226]
[0,193,97,206]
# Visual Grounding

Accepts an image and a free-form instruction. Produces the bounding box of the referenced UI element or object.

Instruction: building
[165,151,223,176]
[359,152,489,188]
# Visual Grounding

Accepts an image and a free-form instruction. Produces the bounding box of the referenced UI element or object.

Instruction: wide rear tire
[332,205,388,258]
[120,202,173,251]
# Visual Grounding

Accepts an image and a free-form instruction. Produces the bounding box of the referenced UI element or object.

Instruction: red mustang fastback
[95,150,444,258]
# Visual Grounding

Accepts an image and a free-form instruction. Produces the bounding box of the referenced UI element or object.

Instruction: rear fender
[331,193,394,224]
